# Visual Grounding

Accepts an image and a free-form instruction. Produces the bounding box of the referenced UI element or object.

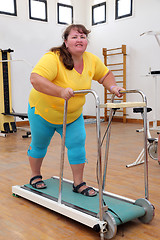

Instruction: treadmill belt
[24,177,145,225]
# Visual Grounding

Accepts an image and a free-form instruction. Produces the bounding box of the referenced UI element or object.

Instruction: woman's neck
[73,56,84,74]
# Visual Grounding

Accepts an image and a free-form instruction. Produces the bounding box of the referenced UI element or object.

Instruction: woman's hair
[50,24,91,70]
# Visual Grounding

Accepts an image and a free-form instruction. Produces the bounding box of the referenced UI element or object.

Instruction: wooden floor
[0,122,160,240]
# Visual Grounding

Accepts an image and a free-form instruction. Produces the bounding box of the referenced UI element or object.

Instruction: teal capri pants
[27,104,86,165]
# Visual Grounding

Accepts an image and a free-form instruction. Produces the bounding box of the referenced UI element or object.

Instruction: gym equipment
[140,31,160,130]
[148,71,160,130]
[0,49,16,134]
[126,107,152,168]
[148,138,158,160]
[0,48,31,137]
[148,132,160,164]
[12,89,154,239]
[127,107,159,167]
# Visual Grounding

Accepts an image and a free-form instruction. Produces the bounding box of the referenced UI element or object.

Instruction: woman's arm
[30,73,74,100]
[99,71,125,97]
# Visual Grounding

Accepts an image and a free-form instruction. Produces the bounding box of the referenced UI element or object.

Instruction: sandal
[73,182,97,197]
[29,175,47,189]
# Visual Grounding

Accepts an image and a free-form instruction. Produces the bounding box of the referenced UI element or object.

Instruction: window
[92,2,106,26]
[29,0,48,22]
[0,0,17,16]
[57,3,73,25]
[115,0,133,20]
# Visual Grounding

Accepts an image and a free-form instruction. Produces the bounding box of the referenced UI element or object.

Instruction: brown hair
[50,24,91,70]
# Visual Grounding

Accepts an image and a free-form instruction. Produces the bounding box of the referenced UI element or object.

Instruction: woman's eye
[81,36,86,39]
[71,35,86,39]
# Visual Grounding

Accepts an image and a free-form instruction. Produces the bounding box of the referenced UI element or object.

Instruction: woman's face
[64,28,88,57]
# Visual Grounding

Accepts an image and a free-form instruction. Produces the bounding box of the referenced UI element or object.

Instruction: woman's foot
[30,175,47,189]
[73,182,97,197]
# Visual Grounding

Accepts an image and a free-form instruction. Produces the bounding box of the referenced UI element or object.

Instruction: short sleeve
[92,55,109,81]
[32,52,58,81]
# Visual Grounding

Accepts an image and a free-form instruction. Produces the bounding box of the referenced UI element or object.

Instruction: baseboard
[16,118,160,127]
[16,121,30,127]
[84,116,160,126]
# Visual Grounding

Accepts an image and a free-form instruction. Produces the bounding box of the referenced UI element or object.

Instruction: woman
[28,24,124,197]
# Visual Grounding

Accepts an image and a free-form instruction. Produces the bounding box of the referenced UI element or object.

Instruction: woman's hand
[100,71,125,98]
[61,87,74,100]
[110,86,125,97]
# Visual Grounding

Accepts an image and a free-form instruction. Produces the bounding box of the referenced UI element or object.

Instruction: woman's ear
[64,40,68,48]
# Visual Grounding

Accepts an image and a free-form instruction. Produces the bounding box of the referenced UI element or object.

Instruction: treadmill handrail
[58,89,104,223]
[102,89,149,200]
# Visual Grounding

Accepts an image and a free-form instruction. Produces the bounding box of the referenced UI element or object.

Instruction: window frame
[57,3,73,25]
[0,0,17,16]
[115,0,133,20]
[92,2,106,26]
[29,0,48,22]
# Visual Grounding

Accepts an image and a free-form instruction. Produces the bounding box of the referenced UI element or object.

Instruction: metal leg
[126,143,150,168]
[143,104,149,199]
[126,149,145,168]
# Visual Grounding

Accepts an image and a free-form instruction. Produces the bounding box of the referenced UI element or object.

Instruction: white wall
[83,0,160,121]
[0,0,160,122]
[0,0,72,118]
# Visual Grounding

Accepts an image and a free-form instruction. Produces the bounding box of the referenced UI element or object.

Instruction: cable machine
[0,48,30,137]
[0,49,16,134]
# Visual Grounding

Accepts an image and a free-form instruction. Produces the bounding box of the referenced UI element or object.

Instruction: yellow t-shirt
[29,51,109,124]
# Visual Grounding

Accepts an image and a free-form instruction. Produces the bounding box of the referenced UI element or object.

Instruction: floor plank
[0,122,159,240]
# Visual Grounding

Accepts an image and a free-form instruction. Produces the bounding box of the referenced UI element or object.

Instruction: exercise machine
[12,89,154,239]
[126,107,152,168]
[0,48,31,137]
[0,49,16,135]
[126,107,159,167]
[148,132,159,163]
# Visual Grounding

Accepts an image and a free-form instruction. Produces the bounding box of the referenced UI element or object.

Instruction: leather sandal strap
[81,187,93,196]
[31,180,47,189]
[73,182,86,192]
[30,175,42,184]
[33,180,44,187]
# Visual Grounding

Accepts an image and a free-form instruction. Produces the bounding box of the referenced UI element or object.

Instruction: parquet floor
[0,122,159,240]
